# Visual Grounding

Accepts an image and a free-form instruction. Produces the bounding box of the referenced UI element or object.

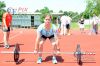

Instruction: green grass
[85,25,91,29]
[71,22,100,30]
[70,22,79,30]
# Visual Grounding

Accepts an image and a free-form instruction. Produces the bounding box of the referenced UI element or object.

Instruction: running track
[0,28,100,66]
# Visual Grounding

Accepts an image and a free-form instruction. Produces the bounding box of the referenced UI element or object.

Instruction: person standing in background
[2,9,12,49]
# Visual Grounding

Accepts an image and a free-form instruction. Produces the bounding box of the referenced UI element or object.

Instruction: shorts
[79,24,84,28]
[2,27,10,32]
[41,35,54,40]
[40,35,56,45]
[66,24,70,29]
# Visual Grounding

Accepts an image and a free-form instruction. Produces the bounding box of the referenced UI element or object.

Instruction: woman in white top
[78,17,85,34]
[60,15,67,35]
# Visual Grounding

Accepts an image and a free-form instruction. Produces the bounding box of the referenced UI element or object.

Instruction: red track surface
[0,28,100,66]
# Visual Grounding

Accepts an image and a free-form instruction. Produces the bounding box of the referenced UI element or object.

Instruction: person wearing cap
[2,9,12,49]
[34,14,59,64]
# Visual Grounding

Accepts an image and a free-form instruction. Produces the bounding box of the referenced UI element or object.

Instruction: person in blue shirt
[34,14,59,64]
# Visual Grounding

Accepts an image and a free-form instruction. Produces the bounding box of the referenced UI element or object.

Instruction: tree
[39,7,50,23]
[0,1,6,22]
[49,10,53,13]
[83,0,100,18]
[63,11,79,22]
[35,9,40,12]
[64,11,69,15]
[93,0,100,15]
[59,10,63,13]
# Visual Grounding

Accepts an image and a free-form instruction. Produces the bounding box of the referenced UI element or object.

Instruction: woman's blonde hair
[44,13,52,19]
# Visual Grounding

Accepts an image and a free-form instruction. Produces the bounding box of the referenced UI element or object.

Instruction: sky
[1,0,86,14]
